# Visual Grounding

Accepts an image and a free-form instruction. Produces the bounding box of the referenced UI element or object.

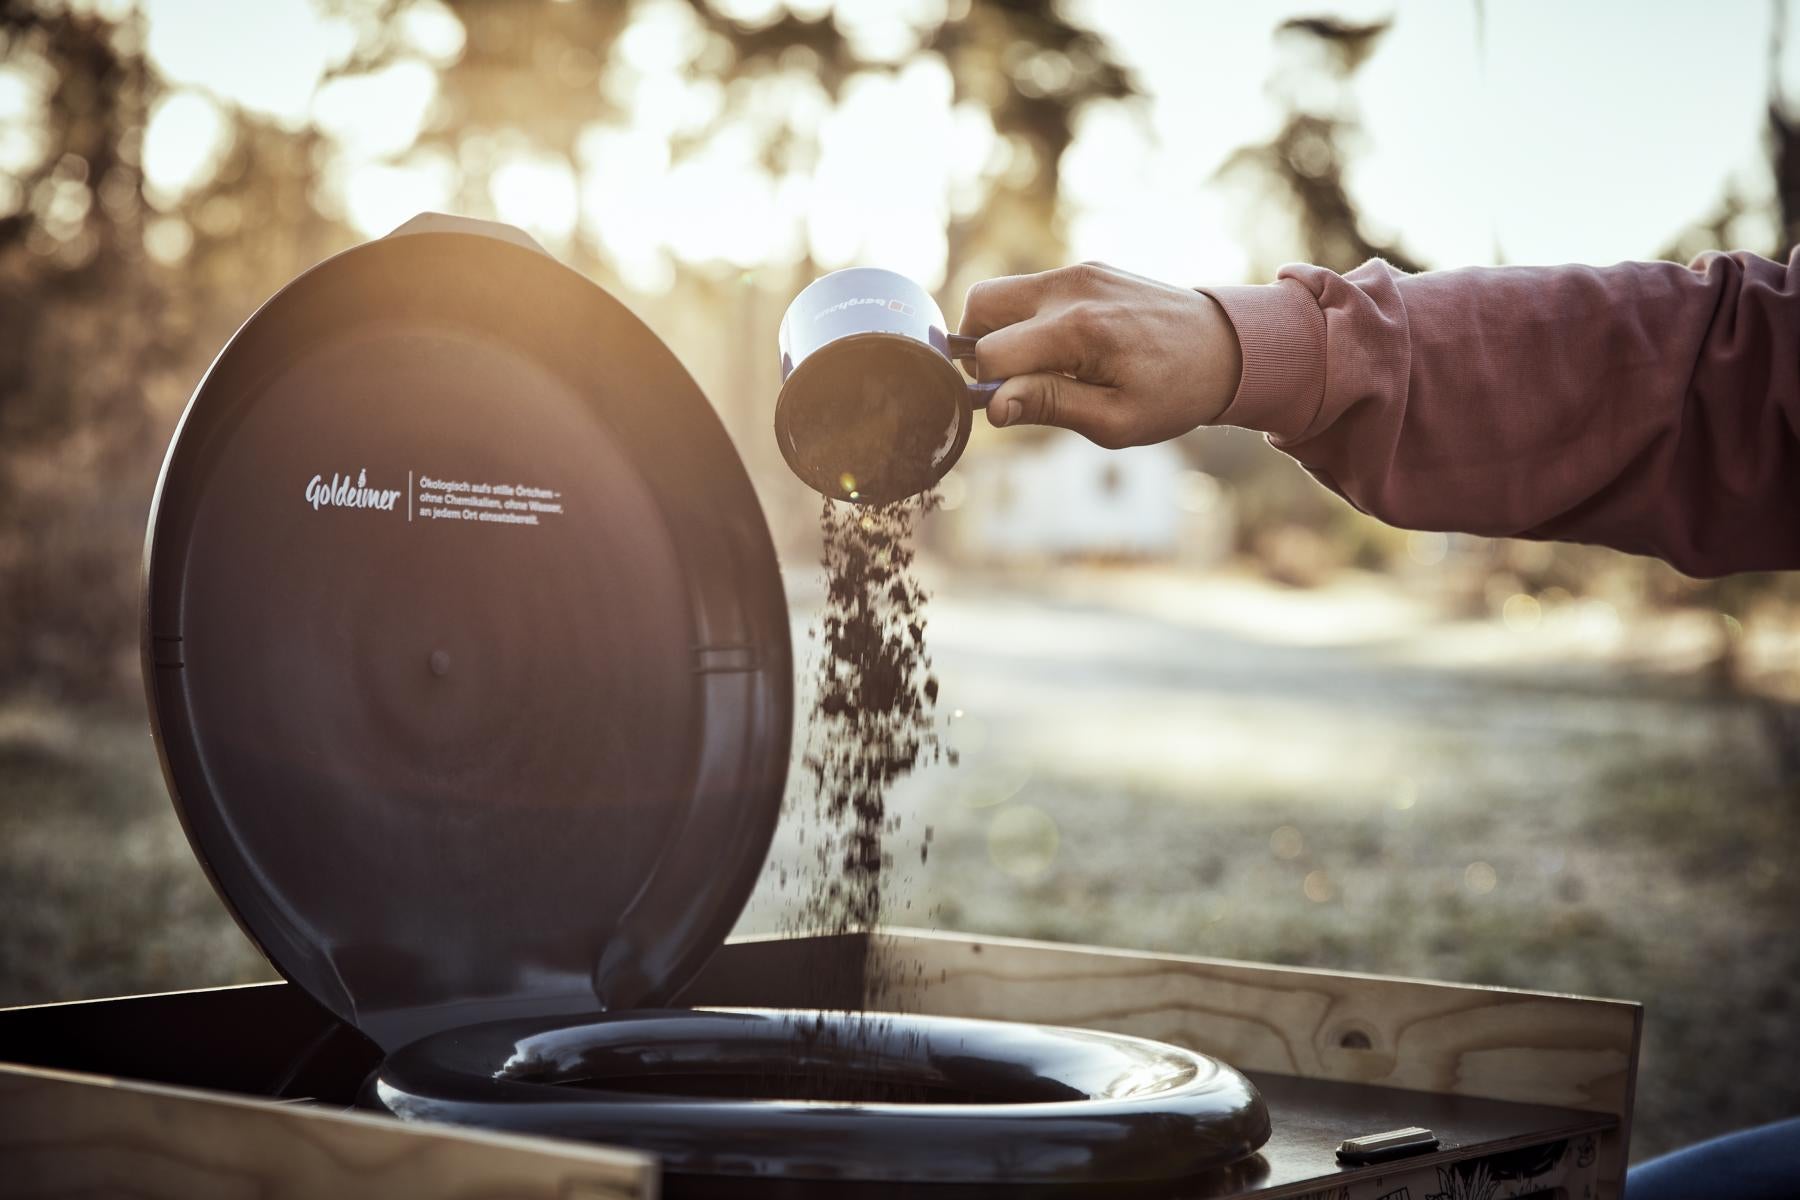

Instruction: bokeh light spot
[961,762,1028,809]
[142,90,231,202]
[987,803,1059,881]
[1464,861,1499,895]
[490,154,580,244]
[948,711,987,757]
[1406,530,1448,565]
[1180,469,1224,513]
[143,216,192,264]
[1502,592,1542,632]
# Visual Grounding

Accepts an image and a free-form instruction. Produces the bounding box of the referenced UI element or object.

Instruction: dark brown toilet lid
[142,215,792,1052]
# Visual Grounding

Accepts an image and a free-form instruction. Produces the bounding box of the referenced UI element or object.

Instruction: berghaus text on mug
[304,469,402,512]
[814,296,916,320]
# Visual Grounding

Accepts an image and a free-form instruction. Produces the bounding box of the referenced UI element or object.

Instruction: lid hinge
[151,634,185,669]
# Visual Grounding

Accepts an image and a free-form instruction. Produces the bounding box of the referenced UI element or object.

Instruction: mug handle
[947,334,1001,408]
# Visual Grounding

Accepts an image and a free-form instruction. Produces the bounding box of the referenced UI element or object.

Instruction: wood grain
[3,930,1642,1199]
[0,1063,655,1200]
[869,928,1639,1199]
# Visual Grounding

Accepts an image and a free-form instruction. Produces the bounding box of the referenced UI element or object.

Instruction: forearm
[1201,253,1800,577]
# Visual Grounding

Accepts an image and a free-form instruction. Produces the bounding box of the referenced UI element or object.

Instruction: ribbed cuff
[1196,281,1327,442]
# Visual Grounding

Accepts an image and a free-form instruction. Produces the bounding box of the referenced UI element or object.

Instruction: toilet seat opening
[495,1009,1093,1105]
[538,1070,1016,1105]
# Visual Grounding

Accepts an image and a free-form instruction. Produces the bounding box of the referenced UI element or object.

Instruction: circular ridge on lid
[141,216,792,1051]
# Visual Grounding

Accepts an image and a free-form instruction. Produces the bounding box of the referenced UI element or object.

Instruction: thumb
[987,372,1124,447]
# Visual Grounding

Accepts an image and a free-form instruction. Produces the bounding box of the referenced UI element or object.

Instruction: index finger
[957,271,1054,337]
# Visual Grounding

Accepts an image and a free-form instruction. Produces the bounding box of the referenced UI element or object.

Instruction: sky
[1069,0,1791,279]
[10,0,1795,291]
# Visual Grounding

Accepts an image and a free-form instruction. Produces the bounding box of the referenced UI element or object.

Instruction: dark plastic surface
[366,1007,1272,1185]
[140,217,792,1052]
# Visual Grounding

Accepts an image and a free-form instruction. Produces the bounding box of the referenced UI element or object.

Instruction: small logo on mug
[816,296,915,320]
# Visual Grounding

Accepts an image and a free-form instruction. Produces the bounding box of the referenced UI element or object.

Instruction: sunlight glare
[141,90,231,204]
[399,0,467,65]
[708,0,782,23]
[491,154,580,244]
[833,0,928,63]
[808,58,956,286]
[946,101,995,216]
[143,0,353,126]
[578,123,675,291]
[663,141,796,266]
[0,66,36,123]
[312,59,439,161]
[0,66,48,179]
[1064,99,1248,282]
[617,0,705,75]
[344,155,455,238]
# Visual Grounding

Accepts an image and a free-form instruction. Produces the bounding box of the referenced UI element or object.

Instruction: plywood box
[0,929,1640,1199]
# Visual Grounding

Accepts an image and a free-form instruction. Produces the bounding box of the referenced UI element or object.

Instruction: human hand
[958,263,1243,448]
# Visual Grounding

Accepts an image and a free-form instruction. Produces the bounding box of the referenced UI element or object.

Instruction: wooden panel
[867,929,1640,1199]
[0,1063,656,1200]
[1,930,1641,1199]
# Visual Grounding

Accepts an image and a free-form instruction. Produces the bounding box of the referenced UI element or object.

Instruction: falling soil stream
[775,493,949,1100]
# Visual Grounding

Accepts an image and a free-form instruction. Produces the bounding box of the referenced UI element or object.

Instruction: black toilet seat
[365,1007,1271,1186]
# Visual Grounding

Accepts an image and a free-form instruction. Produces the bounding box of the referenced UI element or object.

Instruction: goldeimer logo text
[304,469,402,512]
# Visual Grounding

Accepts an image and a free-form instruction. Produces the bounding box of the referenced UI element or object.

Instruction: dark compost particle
[775,493,947,1098]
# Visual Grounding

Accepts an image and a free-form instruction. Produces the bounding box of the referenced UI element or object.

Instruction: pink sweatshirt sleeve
[1199,253,1800,577]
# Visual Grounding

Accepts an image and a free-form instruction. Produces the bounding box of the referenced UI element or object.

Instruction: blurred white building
[942,434,1233,564]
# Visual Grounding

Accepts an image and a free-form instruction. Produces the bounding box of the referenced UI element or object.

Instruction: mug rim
[773,331,972,505]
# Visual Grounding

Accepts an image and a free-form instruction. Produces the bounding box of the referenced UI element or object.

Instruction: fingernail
[992,399,1019,427]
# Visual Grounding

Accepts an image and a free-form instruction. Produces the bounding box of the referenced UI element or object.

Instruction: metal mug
[774,267,998,505]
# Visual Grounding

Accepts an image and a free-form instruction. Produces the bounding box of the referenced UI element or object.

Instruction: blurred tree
[1196,15,1424,575]
[0,5,158,698]
[925,3,1135,282]
[1664,0,1800,263]
[1215,16,1424,277]
[0,1,355,699]
[0,0,1139,699]
[1212,9,1797,716]
[1768,0,1800,256]
[307,0,1138,289]
[337,0,1136,534]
